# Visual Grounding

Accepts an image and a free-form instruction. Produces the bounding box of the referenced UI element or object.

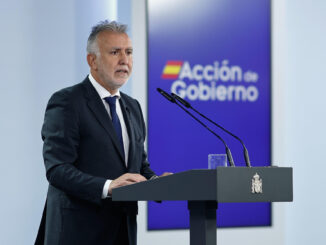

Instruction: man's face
[90,31,133,93]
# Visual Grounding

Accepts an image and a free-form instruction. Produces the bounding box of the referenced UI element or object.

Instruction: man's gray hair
[87,20,128,55]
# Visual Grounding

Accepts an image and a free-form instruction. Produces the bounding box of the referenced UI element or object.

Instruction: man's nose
[119,52,129,65]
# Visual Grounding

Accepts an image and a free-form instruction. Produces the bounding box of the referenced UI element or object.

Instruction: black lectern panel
[112,167,293,203]
[216,167,293,202]
[112,169,217,201]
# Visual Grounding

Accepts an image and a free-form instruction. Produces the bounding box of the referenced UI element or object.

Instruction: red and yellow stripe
[161,61,183,79]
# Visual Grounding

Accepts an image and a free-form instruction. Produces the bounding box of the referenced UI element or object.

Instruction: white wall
[284,1,326,244]
[1,0,325,244]
[0,1,76,244]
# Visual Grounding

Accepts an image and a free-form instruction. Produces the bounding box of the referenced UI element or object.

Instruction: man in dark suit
[35,20,167,245]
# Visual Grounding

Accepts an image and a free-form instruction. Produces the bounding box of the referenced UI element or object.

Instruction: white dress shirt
[88,74,130,198]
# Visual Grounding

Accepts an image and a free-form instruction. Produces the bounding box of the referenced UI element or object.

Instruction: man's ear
[87,53,97,70]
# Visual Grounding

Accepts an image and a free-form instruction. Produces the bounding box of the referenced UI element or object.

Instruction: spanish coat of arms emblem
[251,173,263,193]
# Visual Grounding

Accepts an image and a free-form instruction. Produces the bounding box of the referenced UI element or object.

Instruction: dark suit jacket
[35,77,155,245]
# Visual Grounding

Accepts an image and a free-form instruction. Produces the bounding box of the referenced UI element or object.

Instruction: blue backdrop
[147,0,271,229]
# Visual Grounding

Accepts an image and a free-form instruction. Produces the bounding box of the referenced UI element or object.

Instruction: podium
[112,167,293,245]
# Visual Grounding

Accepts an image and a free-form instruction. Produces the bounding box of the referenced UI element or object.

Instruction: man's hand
[108,173,146,195]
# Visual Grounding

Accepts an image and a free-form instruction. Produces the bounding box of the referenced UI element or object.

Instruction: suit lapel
[82,78,125,163]
[119,95,135,170]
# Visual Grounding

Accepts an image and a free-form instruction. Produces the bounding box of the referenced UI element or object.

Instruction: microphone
[157,88,235,167]
[171,92,251,167]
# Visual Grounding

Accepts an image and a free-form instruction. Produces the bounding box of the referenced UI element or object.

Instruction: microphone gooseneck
[157,88,235,167]
[171,92,251,167]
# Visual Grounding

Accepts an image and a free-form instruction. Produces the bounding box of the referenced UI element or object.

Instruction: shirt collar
[88,73,121,100]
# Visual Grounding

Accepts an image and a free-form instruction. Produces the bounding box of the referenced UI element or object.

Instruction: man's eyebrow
[110,47,133,50]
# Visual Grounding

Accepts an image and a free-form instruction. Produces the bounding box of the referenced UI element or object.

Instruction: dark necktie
[104,96,125,158]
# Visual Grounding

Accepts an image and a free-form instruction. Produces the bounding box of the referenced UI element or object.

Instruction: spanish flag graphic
[161,61,183,79]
